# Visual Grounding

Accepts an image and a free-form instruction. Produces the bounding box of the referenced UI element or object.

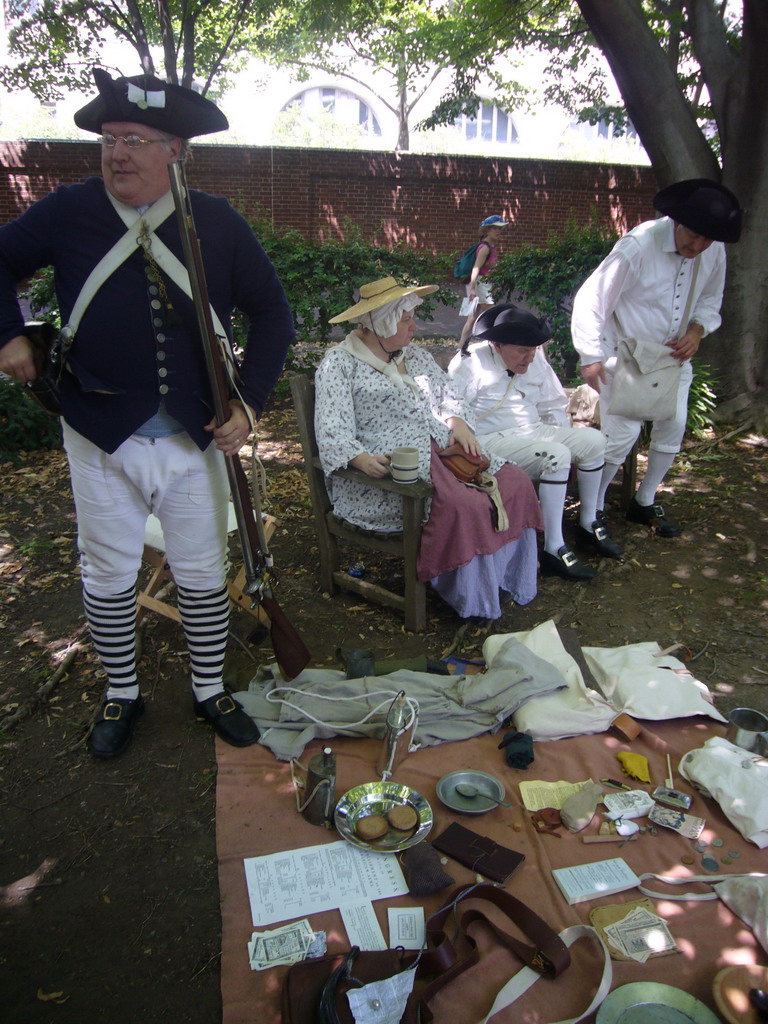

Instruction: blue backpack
[453,243,481,283]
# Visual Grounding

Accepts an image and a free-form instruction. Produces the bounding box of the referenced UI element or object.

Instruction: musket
[167,159,310,681]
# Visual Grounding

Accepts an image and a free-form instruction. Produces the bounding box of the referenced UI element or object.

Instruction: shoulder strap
[62,191,175,340]
[417,885,610,1024]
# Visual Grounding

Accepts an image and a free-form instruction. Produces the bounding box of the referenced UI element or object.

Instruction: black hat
[653,178,742,243]
[474,303,551,347]
[74,68,228,139]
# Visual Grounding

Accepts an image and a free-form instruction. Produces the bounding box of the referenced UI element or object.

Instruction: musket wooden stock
[167,161,310,680]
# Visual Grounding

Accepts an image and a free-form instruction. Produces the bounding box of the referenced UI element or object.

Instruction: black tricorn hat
[74,68,228,139]
[474,303,551,347]
[653,178,742,243]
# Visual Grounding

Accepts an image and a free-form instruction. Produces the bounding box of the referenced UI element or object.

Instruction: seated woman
[314,276,543,620]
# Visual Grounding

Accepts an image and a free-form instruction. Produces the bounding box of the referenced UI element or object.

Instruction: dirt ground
[1,359,767,1024]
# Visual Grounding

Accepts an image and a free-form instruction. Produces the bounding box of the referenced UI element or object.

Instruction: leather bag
[436,442,490,485]
[24,322,67,417]
[607,336,682,421]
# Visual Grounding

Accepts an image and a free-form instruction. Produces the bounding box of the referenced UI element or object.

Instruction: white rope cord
[266,686,419,733]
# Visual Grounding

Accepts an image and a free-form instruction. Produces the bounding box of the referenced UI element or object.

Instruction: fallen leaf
[37,989,69,1004]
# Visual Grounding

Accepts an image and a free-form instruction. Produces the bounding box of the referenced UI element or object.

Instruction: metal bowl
[436,769,507,815]
[334,781,432,853]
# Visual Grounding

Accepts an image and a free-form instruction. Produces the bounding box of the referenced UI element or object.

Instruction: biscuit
[387,805,418,831]
[355,814,389,840]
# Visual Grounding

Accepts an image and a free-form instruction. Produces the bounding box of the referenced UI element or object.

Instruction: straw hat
[329,277,438,324]
[74,68,228,138]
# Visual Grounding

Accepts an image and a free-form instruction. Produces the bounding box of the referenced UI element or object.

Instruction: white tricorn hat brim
[329,277,438,324]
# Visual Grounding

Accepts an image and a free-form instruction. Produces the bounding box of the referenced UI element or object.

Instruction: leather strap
[419,884,570,1009]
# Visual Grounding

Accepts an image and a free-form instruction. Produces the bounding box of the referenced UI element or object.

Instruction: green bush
[236,217,456,349]
[488,220,618,383]
[0,379,62,462]
[687,362,719,437]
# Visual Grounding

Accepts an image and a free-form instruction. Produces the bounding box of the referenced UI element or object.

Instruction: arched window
[281,87,382,137]
[454,101,519,145]
[567,116,640,145]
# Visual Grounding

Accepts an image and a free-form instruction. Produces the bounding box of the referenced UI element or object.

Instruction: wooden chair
[619,440,640,511]
[290,374,434,632]
[136,506,277,627]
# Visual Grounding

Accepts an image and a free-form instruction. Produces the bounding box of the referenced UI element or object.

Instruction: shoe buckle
[215,695,236,715]
[652,504,666,519]
[593,525,608,541]
[103,702,123,721]
[561,550,578,568]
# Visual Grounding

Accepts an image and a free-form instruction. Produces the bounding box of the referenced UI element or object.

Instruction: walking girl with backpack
[456,214,507,349]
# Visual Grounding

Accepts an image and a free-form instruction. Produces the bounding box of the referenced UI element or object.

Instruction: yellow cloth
[617,751,651,783]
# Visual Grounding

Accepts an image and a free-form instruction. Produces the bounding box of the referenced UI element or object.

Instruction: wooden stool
[136,506,277,627]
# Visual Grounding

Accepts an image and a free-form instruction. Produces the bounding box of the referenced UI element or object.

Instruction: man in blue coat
[0,70,295,757]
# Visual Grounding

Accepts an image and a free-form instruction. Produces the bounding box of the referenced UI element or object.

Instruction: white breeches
[63,423,230,595]
[598,360,693,464]
[479,424,605,478]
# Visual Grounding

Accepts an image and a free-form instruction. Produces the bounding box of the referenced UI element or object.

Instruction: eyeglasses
[98,134,166,149]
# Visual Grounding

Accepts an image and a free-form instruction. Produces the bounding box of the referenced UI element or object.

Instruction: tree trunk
[396,89,410,150]
[576,0,768,403]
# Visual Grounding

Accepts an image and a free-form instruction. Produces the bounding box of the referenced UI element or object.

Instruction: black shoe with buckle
[540,545,598,581]
[626,496,682,537]
[194,692,260,747]
[575,521,625,560]
[88,695,144,759]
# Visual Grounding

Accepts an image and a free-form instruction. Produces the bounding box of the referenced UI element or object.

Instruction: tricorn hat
[74,68,228,139]
[474,303,551,347]
[329,277,438,324]
[653,178,742,243]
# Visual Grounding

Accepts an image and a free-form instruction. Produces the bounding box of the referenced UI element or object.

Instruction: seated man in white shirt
[448,304,623,581]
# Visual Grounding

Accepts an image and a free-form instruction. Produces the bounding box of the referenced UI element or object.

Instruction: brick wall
[0,140,657,253]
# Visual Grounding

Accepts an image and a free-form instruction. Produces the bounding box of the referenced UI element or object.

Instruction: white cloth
[582,642,726,724]
[680,736,768,848]
[482,619,725,742]
[314,335,478,531]
[571,217,726,366]
[449,343,570,435]
[714,875,768,952]
[63,421,230,594]
[362,292,422,339]
[484,620,617,740]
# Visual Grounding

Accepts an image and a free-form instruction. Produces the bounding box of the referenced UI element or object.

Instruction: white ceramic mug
[390,447,419,484]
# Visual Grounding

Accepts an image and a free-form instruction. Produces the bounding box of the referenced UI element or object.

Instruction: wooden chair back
[290,374,434,631]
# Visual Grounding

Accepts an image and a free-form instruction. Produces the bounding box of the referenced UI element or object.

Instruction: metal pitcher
[376,690,417,781]
[726,707,768,755]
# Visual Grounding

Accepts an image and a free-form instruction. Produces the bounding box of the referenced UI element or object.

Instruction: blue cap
[480,215,507,227]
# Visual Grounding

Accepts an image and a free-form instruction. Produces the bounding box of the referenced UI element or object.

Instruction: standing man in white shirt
[571,179,742,537]
[449,304,623,581]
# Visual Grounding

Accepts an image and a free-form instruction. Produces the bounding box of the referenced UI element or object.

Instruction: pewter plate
[436,769,507,815]
[334,781,432,853]
[596,984,721,1024]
